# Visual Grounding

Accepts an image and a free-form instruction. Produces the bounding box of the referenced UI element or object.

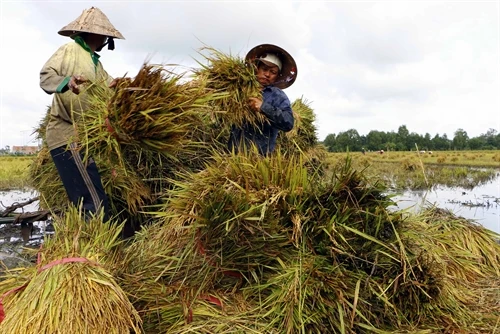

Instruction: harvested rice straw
[80,64,216,163]
[0,206,141,334]
[193,46,266,129]
[276,97,318,154]
[28,145,69,211]
[122,152,500,333]
[141,289,267,334]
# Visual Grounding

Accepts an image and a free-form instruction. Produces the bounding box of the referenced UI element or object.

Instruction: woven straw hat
[58,7,125,39]
[245,44,297,89]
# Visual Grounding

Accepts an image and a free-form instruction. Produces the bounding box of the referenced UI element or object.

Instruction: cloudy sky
[0,1,499,148]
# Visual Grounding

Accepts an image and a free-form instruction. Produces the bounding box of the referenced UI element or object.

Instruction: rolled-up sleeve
[40,45,71,94]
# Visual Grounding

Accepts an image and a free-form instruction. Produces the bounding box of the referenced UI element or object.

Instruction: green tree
[409,132,424,151]
[323,134,336,152]
[432,133,451,150]
[335,129,361,152]
[453,128,469,150]
[484,128,498,148]
[423,133,432,150]
[366,130,385,151]
[397,125,410,150]
[468,137,484,150]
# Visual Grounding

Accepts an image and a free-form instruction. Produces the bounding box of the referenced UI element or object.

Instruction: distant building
[11,146,39,155]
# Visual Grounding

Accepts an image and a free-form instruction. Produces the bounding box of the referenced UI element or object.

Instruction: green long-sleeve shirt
[40,37,113,151]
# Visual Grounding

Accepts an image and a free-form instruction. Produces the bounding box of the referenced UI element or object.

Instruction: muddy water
[391,175,500,234]
[0,189,53,269]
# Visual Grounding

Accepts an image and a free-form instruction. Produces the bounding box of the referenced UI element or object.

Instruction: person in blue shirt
[228,44,298,155]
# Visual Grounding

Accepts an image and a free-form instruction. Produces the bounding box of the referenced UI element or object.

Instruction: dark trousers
[50,143,110,222]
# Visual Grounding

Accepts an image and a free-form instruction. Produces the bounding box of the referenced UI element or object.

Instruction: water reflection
[0,189,39,212]
[391,176,500,234]
[0,189,48,245]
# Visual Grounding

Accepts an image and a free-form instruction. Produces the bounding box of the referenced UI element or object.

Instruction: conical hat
[58,7,125,39]
[245,44,297,89]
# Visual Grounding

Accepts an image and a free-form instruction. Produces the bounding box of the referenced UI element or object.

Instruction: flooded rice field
[0,189,53,269]
[391,176,500,233]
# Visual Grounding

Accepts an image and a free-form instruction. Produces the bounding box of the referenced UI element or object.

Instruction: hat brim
[58,7,125,40]
[245,44,297,89]
[59,28,124,40]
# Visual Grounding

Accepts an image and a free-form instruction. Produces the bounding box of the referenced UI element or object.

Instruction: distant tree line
[321,126,500,152]
[0,146,11,155]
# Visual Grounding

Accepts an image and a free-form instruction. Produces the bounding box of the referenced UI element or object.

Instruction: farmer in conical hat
[39,7,125,223]
[228,44,298,155]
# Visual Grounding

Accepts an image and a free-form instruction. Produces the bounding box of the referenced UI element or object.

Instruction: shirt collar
[74,36,101,60]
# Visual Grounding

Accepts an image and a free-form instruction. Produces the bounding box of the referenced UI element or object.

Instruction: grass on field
[325,150,500,190]
[344,150,500,168]
[0,156,33,190]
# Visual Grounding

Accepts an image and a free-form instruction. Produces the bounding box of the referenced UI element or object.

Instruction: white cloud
[1,1,498,148]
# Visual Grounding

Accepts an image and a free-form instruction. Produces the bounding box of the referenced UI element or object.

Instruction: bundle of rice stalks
[192,47,265,130]
[0,206,141,334]
[123,221,276,333]
[118,150,313,330]
[303,156,398,258]
[149,150,316,275]
[81,64,216,163]
[245,250,378,333]
[28,143,154,228]
[29,145,68,210]
[100,161,153,216]
[121,219,234,333]
[386,207,500,332]
[28,107,68,210]
[276,97,318,154]
[122,151,406,332]
[143,290,267,334]
[415,207,500,278]
[29,108,158,225]
[120,150,500,332]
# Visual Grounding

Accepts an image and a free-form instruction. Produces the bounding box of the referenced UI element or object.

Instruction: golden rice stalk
[29,109,154,222]
[192,46,266,128]
[403,207,500,281]
[0,206,141,334]
[28,144,154,225]
[120,219,234,333]
[98,161,153,216]
[120,218,221,304]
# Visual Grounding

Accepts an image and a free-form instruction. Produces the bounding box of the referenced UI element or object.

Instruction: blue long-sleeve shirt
[228,85,294,155]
